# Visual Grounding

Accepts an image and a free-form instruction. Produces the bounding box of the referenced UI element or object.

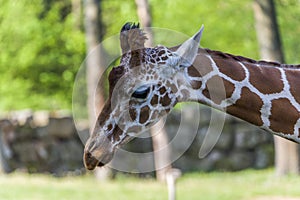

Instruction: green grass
[0,169,300,200]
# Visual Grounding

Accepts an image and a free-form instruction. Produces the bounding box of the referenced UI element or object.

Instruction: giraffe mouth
[84,152,99,170]
[84,151,111,170]
[83,131,116,170]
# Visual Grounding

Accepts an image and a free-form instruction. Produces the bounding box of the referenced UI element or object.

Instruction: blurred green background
[1,1,300,199]
[1,0,300,111]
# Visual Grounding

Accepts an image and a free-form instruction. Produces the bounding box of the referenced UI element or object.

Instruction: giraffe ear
[175,25,204,68]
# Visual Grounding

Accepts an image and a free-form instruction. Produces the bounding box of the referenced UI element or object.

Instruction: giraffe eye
[132,86,151,99]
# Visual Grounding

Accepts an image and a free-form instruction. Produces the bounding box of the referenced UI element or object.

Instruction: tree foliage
[0,0,85,110]
[0,0,300,111]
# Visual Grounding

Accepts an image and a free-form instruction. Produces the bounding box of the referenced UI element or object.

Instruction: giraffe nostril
[86,152,92,159]
[84,151,100,170]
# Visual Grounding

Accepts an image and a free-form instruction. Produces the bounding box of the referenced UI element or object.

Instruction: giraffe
[84,22,300,170]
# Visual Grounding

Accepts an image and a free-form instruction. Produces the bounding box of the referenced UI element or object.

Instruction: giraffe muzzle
[84,151,105,170]
[83,135,115,170]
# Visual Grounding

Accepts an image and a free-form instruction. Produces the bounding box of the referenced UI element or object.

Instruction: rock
[0,113,85,174]
[36,126,49,139]
[0,119,16,144]
[174,156,204,172]
[11,109,33,126]
[12,141,38,163]
[47,117,76,139]
[215,125,234,150]
[33,111,49,127]
[47,140,84,175]
[227,151,254,171]
[198,150,227,172]
[15,121,37,140]
[0,109,279,175]
[254,144,274,169]
[234,124,268,149]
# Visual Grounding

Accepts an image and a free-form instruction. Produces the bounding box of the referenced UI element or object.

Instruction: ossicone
[120,22,147,54]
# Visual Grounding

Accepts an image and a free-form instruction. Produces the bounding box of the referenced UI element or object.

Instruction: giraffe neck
[179,48,300,143]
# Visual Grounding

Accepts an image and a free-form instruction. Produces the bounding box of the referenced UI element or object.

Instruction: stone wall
[0,110,87,176]
[0,106,283,175]
[122,105,276,173]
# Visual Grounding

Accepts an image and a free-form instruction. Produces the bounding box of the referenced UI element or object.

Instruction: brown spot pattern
[191,80,202,90]
[214,58,246,81]
[151,95,159,106]
[285,70,300,105]
[129,107,137,121]
[161,94,171,106]
[96,102,112,127]
[161,56,168,61]
[107,124,113,131]
[227,87,263,126]
[139,106,150,124]
[247,64,284,94]
[159,87,166,95]
[108,66,125,96]
[202,76,235,104]
[269,98,299,135]
[190,54,213,77]
[129,50,142,69]
[158,50,166,56]
[108,125,122,142]
[188,65,201,77]
[168,83,178,93]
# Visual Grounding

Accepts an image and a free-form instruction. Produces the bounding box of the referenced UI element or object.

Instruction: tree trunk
[135,0,172,181]
[150,120,172,181]
[72,0,82,30]
[84,0,110,180]
[135,0,153,47]
[253,0,299,176]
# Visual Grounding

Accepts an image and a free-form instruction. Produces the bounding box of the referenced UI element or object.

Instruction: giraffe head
[84,23,204,170]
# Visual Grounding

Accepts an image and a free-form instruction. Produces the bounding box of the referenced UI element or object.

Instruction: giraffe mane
[108,65,125,97]
[203,48,300,69]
